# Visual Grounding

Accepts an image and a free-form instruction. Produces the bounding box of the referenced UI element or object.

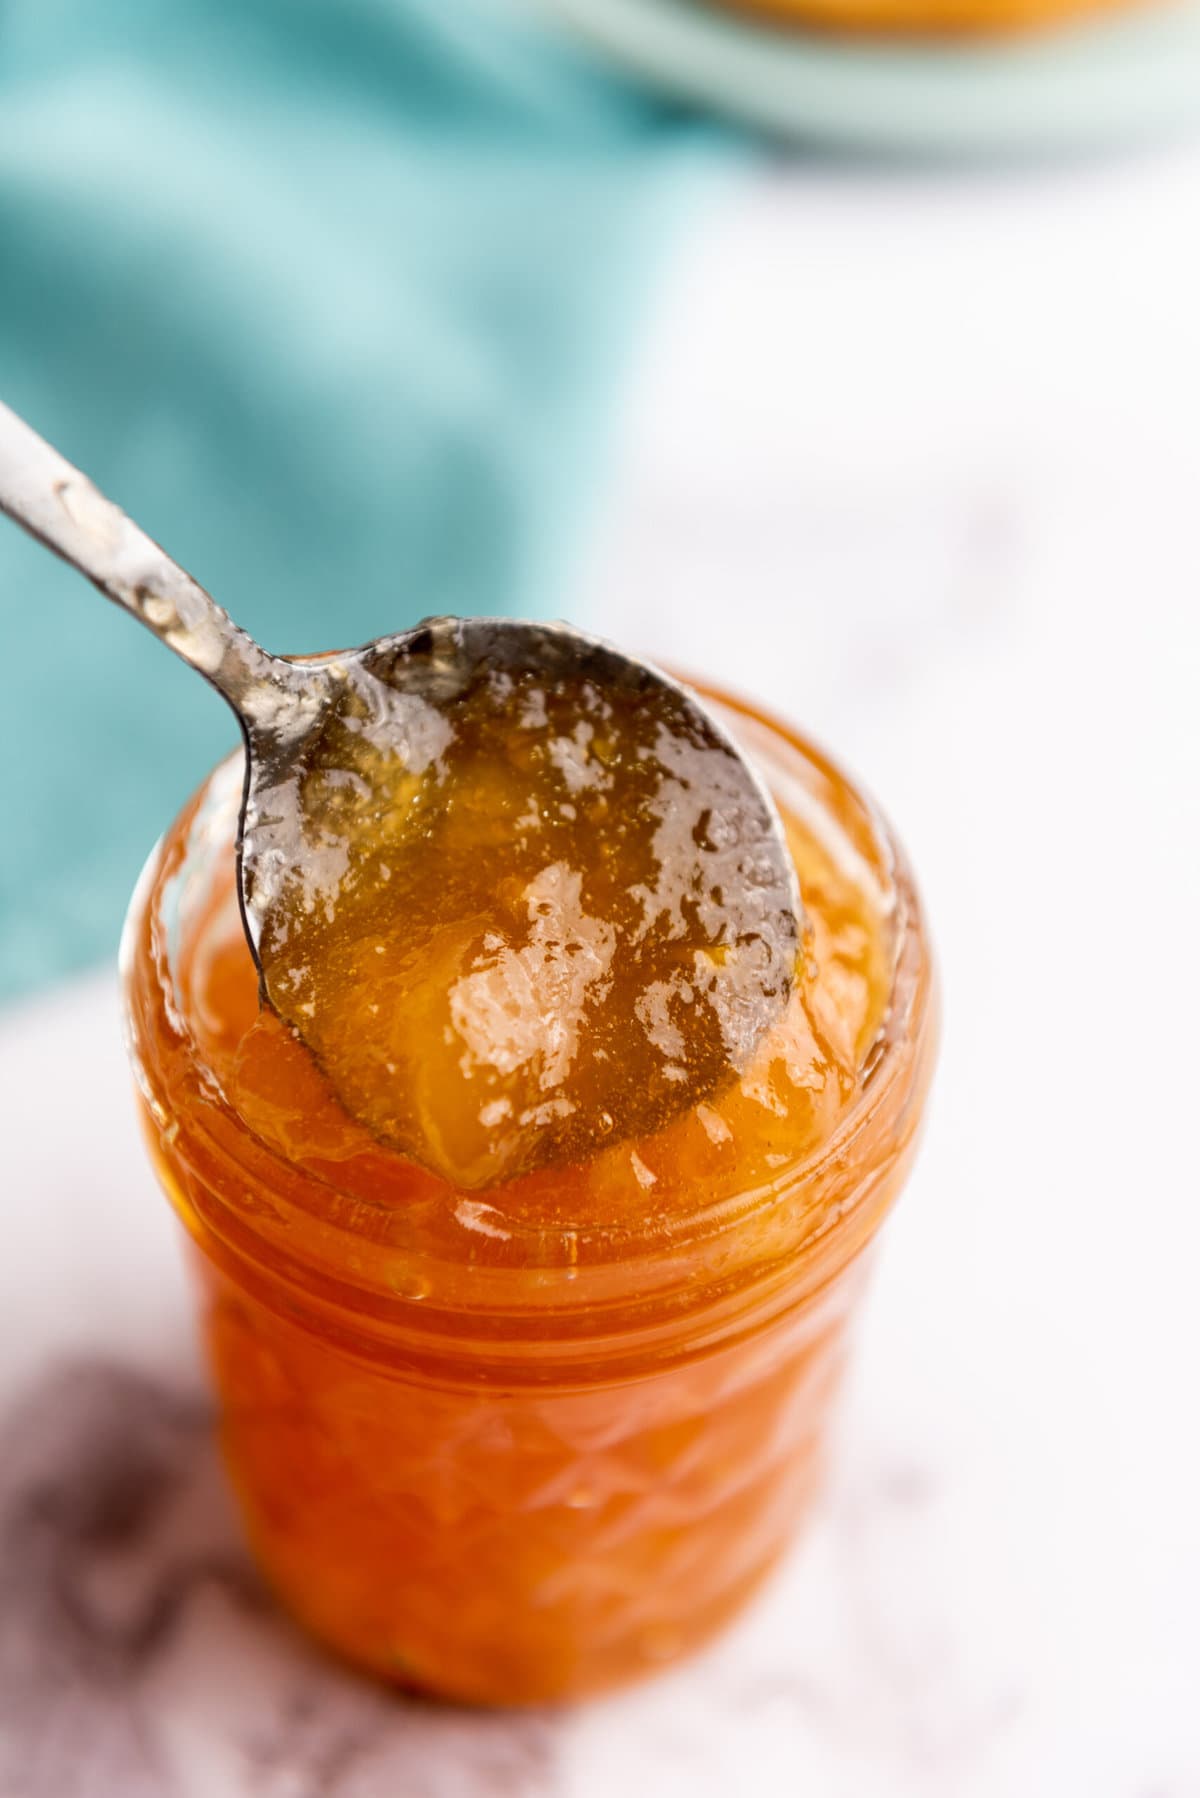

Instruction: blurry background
[2,0,1200,1791]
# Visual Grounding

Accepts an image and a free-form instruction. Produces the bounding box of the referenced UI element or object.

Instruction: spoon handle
[0,399,301,725]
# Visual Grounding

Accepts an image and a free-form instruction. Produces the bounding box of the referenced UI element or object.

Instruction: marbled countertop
[3,145,1200,1795]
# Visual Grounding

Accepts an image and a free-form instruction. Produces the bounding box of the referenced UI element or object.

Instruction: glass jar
[121,685,936,1705]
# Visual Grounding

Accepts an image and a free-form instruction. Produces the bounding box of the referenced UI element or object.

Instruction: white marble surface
[3,142,1200,1793]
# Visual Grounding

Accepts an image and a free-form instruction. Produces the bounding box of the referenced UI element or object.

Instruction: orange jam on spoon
[252,639,798,1188]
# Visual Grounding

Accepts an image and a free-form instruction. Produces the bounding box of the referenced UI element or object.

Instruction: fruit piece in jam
[253,662,798,1190]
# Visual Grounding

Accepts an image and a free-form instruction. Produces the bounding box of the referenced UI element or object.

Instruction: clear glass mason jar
[121,684,936,1706]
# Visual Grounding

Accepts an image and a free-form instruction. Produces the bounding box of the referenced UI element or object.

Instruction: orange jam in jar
[122,683,936,1705]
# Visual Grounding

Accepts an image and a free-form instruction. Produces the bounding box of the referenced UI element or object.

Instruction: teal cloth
[0,0,730,1003]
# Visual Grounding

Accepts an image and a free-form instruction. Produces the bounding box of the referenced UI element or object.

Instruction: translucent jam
[123,687,936,1704]
[252,649,797,1189]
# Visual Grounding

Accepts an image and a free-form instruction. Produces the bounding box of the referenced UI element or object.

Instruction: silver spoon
[0,399,799,1182]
